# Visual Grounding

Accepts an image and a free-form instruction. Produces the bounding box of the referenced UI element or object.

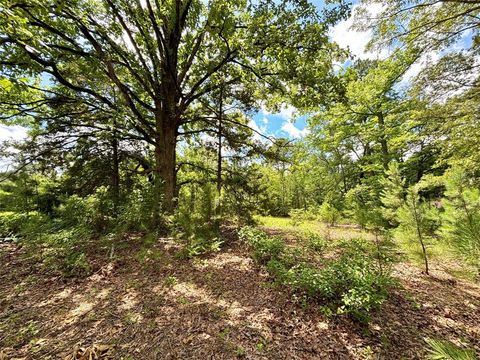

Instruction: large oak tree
[0,0,346,213]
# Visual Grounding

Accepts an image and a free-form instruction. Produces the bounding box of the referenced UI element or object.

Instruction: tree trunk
[154,121,177,215]
[377,112,390,170]
[111,123,120,213]
[217,87,223,197]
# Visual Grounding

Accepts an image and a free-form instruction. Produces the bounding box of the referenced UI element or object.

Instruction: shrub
[292,251,391,322]
[0,211,50,239]
[380,162,405,227]
[318,202,340,226]
[115,179,159,232]
[240,227,393,322]
[395,186,439,274]
[345,185,373,228]
[57,187,114,234]
[252,236,285,264]
[440,166,480,271]
[238,226,285,264]
[0,212,30,237]
[303,232,327,253]
[288,208,316,226]
[175,236,224,260]
[38,227,92,277]
[238,226,268,247]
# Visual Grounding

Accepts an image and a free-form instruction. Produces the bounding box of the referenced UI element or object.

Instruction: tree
[0,0,347,215]
[309,52,419,191]
[395,185,437,274]
[380,161,405,227]
[440,166,480,271]
[356,0,480,100]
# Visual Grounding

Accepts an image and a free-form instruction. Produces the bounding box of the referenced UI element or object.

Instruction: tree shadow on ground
[0,235,479,359]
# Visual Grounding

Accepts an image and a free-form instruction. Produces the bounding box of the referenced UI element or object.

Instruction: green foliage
[241,226,393,322]
[116,180,159,232]
[57,186,114,234]
[345,184,382,228]
[0,211,53,243]
[269,240,393,322]
[440,167,480,270]
[136,246,162,265]
[252,236,285,264]
[175,236,224,260]
[288,208,316,226]
[380,162,405,227]
[303,232,327,253]
[425,338,478,360]
[238,226,284,264]
[395,186,439,274]
[317,202,340,226]
[37,228,91,277]
[174,191,225,260]
[0,211,22,237]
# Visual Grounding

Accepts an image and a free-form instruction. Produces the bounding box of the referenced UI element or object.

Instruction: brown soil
[0,231,479,359]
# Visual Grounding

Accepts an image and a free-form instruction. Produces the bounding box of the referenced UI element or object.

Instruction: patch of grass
[255,216,373,242]
[177,296,191,305]
[234,346,246,358]
[164,275,177,287]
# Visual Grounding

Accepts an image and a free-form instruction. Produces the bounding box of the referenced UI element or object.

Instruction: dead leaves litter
[63,344,113,360]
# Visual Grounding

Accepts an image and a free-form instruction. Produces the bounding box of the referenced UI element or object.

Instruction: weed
[164,275,177,287]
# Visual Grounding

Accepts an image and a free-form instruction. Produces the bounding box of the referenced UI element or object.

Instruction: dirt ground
[1,230,479,359]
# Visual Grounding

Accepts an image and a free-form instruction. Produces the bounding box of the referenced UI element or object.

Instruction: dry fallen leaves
[63,344,113,360]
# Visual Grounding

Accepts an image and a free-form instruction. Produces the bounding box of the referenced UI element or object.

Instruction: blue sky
[251,108,309,139]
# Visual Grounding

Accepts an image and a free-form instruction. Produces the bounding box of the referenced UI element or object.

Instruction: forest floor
[1,219,479,359]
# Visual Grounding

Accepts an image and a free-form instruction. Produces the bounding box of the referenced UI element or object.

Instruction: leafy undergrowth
[238,226,395,323]
[258,216,479,282]
[0,228,479,359]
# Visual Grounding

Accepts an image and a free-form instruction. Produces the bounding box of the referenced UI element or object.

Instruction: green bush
[0,211,29,237]
[37,227,92,277]
[252,236,285,264]
[116,179,162,232]
[238,226,285,264]
[440,166,480,270]
[303,232,327,253]
[240,227,392,322]
[175,236,224,260]
[295,253,390,321]
[0,211,49,238]
[288,208,316,226]
[57,187,114,234]
[318,202,340,226]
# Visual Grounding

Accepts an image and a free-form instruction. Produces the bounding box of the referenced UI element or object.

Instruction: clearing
[1,218,479,359]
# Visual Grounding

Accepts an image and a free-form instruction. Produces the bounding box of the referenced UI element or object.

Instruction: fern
[425,338,477,360]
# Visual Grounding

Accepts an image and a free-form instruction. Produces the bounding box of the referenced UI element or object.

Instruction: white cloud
[260,104,297,120]
[0,125,28,142]
[262,117,268,124]
[400,51,440,86]
[330,4,388,60]
[0,125,28,172]
[277,105,296,120]
[281,122,309,139]
[248,118,268,142]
